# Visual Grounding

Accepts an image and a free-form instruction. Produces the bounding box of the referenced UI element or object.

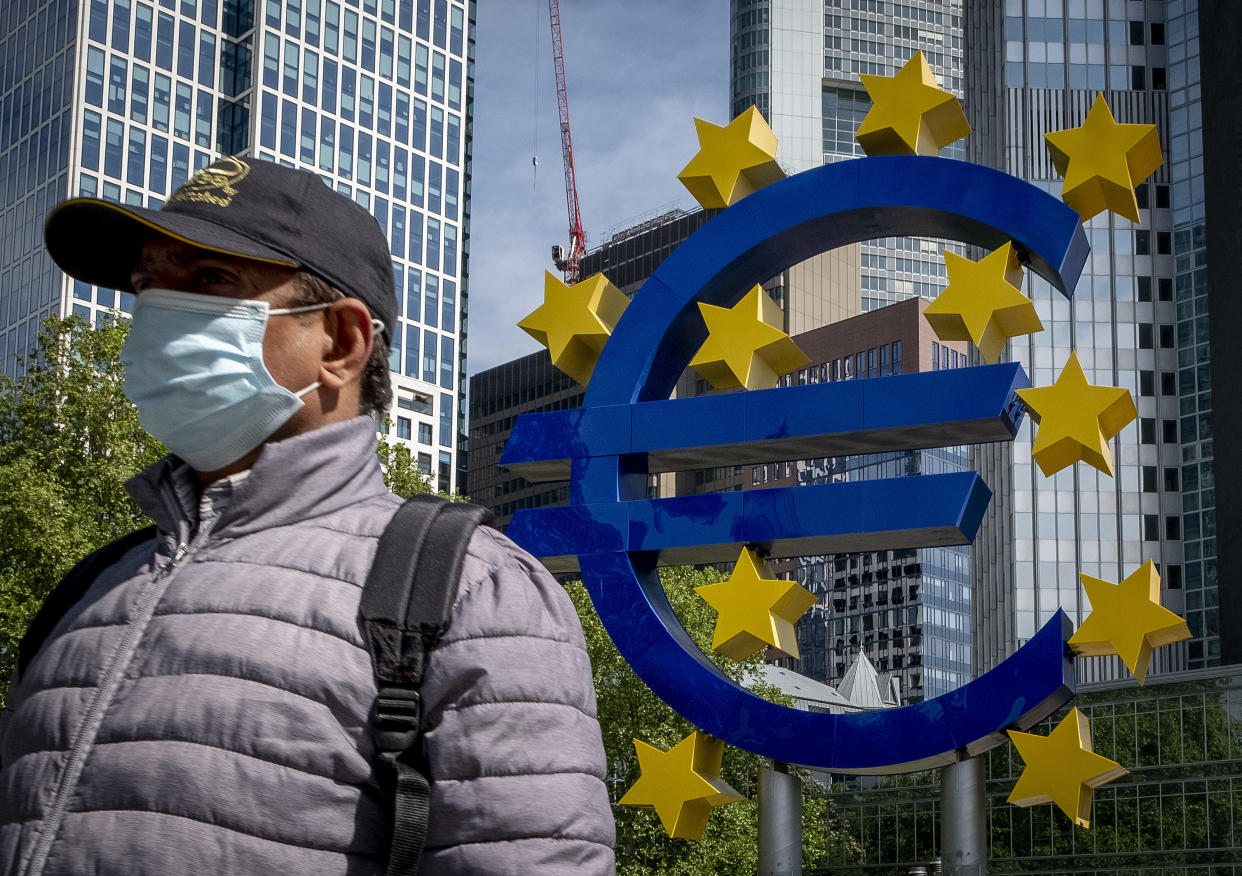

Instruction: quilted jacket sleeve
[416,527,616,874]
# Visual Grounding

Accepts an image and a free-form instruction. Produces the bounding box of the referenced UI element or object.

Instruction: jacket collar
[128,416,390,540]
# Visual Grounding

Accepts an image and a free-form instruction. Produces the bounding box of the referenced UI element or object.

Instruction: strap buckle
[373,684,422,755]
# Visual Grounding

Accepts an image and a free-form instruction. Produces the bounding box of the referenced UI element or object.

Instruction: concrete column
[758,760,801,875]
[939,756,987,876]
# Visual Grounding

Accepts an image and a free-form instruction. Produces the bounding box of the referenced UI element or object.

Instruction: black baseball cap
[44,155,397,343]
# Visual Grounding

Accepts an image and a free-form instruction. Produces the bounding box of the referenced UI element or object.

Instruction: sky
[466,1,729,374]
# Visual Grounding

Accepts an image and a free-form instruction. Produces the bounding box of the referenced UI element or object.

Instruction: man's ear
[320,298,374,389]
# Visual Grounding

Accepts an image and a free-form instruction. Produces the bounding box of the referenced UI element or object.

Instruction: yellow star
[619,731,744,840]
[690,286,810,391]
[517,271,629,386]
[1015,352,1137,477]
[1044,93,1162,222]
[1008,708,1128,827]
[1068,561,1191,685]
[854,50,970,156]
[677,106,785,210]
[923,242,1043,363]
[695,547,817,660]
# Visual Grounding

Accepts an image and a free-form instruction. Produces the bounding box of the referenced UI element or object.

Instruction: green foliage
[374,422,435,498]
[566,565,860,872]
[374,419,471,502]
[0,316,167,707]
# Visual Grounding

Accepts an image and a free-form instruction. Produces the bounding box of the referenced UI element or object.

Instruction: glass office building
[0,0,473,492]
[761,299,973,702]
[729,0,973,699]
[1164,1,1216,669]
[965,0,1188,682]
[731,0,967,313]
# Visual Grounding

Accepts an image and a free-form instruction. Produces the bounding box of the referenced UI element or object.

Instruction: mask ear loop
[272,304,385,339]
[269,302,333,316]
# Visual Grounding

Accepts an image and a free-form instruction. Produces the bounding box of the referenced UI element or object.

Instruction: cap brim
[44,199,299,292]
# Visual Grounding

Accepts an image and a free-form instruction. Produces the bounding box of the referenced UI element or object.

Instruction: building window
[439,335,454,389]
[1140,418,1156,444]
[1137,276,1152,301]
[422,330,436,383]
[439,392,452,447]
[86,47,105,106]
[1138,323,1153,349]
[1166,516,1181,540]
[1142,466,1157,492]
[438,450,452,493]
[1160,372,1176,396]
[1139,370,1154,396]
[396,416,412,440]
[1135,230,1150,255]
[418,422,432,445]
[1143,514,1159,541]
[1159,324,1175,348]
[1162,419,1178,443]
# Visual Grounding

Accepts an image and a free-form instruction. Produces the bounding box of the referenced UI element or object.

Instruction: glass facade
[967,0,1186,684]
[0,0,76,371]
[0,0,473,492]
[1165,1,1215,669]
[774,320,971,701]
[732,0,968,312]
[730,1,972,700]
[817,667,1242,873]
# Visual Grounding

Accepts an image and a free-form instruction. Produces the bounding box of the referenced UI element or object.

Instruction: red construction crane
[547,0,586,284]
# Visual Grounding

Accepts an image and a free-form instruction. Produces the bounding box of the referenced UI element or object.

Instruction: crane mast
[548,0,585,284]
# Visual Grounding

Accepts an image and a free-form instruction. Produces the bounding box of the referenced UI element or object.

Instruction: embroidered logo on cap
[168,156,250,208]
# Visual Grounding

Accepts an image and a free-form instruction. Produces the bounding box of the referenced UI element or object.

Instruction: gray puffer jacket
[0,417,615,875]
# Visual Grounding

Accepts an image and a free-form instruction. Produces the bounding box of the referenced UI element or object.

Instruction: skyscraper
[731,0,966,311]
[728,0,975,698]
[759,298,973,702]
[0,0,473,492]
[965,0,1191,681]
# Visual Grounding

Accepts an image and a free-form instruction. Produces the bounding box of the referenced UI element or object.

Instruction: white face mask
[121,289,328,472]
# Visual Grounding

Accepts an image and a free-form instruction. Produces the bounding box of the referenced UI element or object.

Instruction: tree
[0,315,166,706]
[374,423,436,498]
[0,315,436,706]
[566,565,861,872]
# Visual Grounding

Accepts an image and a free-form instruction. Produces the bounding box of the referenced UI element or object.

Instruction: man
[0,157,616,875]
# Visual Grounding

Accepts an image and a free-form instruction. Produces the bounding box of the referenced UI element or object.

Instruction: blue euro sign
[503,156,1089,773]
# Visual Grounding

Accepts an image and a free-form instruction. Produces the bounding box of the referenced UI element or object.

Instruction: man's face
[129,236,328,408]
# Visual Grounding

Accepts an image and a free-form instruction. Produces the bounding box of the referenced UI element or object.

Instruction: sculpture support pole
[940,756,988,876]
[758,761,801,875]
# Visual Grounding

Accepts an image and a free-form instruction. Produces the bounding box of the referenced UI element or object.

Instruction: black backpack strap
[17,525,158,678]
[361,495,492,876]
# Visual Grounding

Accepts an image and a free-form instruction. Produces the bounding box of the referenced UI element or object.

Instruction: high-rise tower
[964,0,1194,681]
[0,0,473,492]
[731,0,965,311]
[727,0,974,699]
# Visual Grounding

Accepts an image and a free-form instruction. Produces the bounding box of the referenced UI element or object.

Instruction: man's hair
[289,271,393,418]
